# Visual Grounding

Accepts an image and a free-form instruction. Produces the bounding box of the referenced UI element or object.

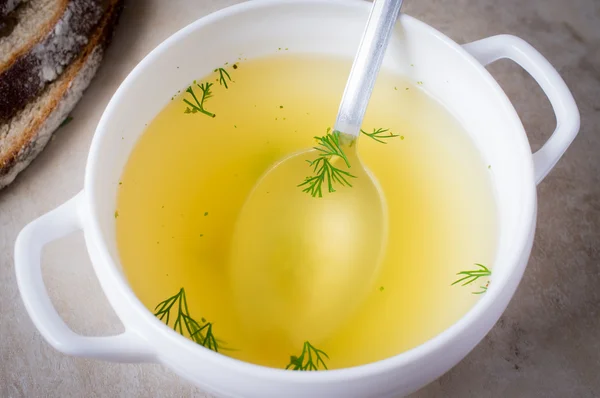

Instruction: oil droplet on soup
[116,54,496,370]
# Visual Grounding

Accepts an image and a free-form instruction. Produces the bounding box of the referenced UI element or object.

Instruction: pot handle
[462,34,580,184]
[15,192,155,363]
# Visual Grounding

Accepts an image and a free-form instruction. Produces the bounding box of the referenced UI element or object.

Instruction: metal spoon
[335,0,404,139]
[230,0,404,345]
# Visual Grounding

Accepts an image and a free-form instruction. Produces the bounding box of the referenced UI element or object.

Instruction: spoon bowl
[229,146,388,344]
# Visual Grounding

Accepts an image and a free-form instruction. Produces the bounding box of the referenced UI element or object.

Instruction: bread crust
[0,0,106,122]
[0,0,123,189]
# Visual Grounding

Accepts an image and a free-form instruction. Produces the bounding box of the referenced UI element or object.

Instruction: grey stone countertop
[1,0,598,397]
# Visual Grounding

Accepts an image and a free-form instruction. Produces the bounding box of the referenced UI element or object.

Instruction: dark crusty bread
[0,0,24,19]
[0,0,25,39]
[0,0,107,122]
[0,0,122,189]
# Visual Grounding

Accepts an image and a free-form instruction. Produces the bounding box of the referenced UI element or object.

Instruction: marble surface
[1,0,598,397]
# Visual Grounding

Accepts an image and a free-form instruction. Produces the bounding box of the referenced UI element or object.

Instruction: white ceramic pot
[15,1,580,397]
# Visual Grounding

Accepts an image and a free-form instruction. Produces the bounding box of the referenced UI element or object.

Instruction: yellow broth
[116,54,496,370]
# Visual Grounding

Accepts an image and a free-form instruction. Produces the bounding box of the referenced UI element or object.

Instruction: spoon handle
[334,0,404,138]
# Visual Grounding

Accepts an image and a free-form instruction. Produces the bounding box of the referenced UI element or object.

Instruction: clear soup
[116,54,496,370]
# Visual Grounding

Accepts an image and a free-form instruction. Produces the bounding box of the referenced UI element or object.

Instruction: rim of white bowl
[86,0,537,383]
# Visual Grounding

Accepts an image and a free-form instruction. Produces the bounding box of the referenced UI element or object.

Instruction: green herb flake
[417,81,423,85]
[204,212,209,216]
[286,341,329,371]
[114,211,119,219]
[361,128,399,144]
[59,116,73,128]
[217,67,233,88]
[473,281,490,295]
[379,286,385,292]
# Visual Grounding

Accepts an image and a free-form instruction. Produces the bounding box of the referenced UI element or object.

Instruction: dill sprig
[361,128,399,144]
[184,82,215,118]
[154,287,222,352]
[452,264,492,294]
[298,130,356,197]
[285,341,329,371]
[215,67,233,89]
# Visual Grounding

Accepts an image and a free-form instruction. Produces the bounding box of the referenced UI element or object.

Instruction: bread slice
[0,0,107,122]
[0,0,122,189]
